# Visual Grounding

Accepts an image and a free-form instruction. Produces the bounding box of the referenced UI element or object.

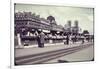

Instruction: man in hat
[40,30,45,48]
[37,30,45,48]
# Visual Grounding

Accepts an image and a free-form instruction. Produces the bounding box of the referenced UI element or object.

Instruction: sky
[15,3,94,35]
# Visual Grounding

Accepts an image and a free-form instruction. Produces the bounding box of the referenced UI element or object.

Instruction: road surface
[15,42,93,65]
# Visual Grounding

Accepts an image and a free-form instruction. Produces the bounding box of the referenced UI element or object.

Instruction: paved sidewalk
[15,42,93,58]
[16,41,86,48]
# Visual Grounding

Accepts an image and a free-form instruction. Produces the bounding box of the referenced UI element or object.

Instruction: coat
[39,32,45,43]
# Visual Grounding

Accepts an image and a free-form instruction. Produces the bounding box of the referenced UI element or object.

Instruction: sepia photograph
[14,3,94,65]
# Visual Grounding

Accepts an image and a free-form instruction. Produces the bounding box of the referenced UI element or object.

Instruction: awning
[42,30,50,33]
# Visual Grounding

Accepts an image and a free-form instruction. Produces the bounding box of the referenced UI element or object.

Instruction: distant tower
[67,20,71,28]
[74,20,79,34]
[74,20,78,28]
[64,20,72,33]
[67,20,71,33]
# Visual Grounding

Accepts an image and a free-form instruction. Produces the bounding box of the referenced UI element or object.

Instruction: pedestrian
[66,35,69,45]
[81,35,84,44]
[74,35,77,42]
[35,31,41,48]
[71,35,74,44]
[39,30,45,48]
[87,35,90,42]
[72,35,76,44]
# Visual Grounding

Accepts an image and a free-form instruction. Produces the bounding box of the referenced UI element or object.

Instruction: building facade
[15,12,64,46]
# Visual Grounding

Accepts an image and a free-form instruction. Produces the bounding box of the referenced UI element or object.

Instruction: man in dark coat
[37,30,45,48]
[39,31,45,47]
[66,35,69,45]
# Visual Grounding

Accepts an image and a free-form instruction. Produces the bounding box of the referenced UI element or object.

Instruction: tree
[82,30,89,35]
